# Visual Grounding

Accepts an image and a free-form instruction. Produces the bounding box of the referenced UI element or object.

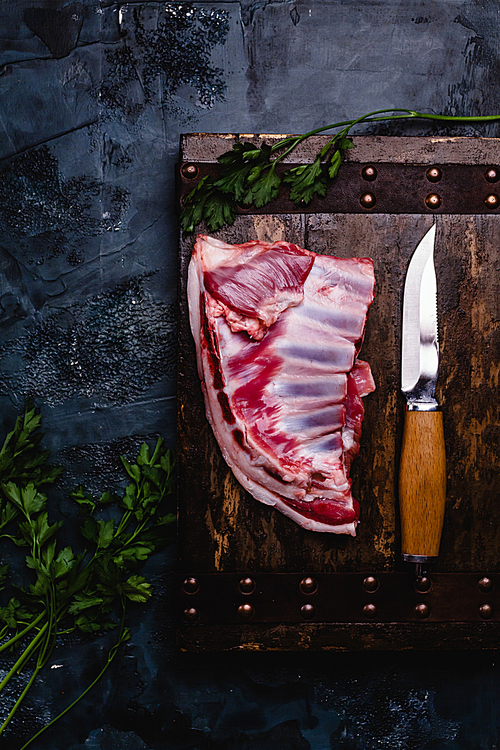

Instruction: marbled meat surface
[187,235,375,534]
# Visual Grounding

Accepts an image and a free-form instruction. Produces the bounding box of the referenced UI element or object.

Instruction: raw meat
[187,235,375,534]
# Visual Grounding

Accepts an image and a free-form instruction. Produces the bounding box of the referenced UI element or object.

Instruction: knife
[399,223,446,568]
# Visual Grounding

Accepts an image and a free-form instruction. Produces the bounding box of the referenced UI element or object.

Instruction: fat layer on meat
[187,235,375,534]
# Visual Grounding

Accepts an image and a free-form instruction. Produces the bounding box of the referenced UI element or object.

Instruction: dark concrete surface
[0,1,499,747]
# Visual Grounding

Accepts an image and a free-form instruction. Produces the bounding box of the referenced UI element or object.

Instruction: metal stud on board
[426,167,442,183]
[485,167,500,183]
[301,603,316,620]
[485,194,499,208]
[181,163,199,179]
[415,576,432,593]
[363,603,378,619]
[361,165,377,181]
[363,576,379,593]
[414,603,430,619]
[300,576,318,594]
[478,577,494,593]
[425,193,442,209]
[182,577,199,594]
[184,607,200,623]
[238,603,255,620]
[479,604,493,620]
[360,192,376,209]
[239,577,256,595]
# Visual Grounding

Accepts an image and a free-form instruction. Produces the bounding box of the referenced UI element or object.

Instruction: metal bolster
[405,373,439,411]
[406,401,439,412]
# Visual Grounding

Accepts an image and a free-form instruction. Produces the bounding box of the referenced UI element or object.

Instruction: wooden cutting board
[177,136,500,650]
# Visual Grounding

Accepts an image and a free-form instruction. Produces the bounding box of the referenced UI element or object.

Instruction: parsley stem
[0,663,43,736]
[36,587,57,672]
[270,108,500,160]
[270,109,415,156]
[122,514,150,548]
[0,610,45,655]
[18,600,129,750]
[115,509,133,538]
[0,410,175,746]
[0,623,47,695]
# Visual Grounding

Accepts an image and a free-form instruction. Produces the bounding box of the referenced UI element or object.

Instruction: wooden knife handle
[399,410,446,560]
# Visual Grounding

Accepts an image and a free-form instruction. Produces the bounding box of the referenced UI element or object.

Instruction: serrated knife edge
[401,223,439,404]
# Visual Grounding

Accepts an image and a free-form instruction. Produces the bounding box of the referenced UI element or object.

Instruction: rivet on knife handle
[399,410,446,561]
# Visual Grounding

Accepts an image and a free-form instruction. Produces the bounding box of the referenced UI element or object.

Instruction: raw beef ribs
[187,235,375,534]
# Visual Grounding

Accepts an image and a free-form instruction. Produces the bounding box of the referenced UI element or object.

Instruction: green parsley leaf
[180,176,237,234]
[283,156,327,205]
[202,190,237,231]
[34,511,62,546]
[0,504,17,530]
[217,141,264,166]
[68,593,104,615]
[51,546,76,579]
[180,176,211,233]
[120,457,141,483]
[137,443,150,466]
[328,150,342,179]
[113,544,155,568]
[81,516,99,544]
[243,165,281,208]
[215,165,254,201]
[98,491,119,506]
[0,598,35,629]
[149,437,164,466]
[120,484,136,511]
[70,487,96,515]
[42,538,57,568]
[338,136,355,150]
[122,575,151,603]
[97,519,115,549]
[74,612,115,633]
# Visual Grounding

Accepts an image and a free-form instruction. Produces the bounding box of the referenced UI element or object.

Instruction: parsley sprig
[180,107,500,233]
[0,403,175,747]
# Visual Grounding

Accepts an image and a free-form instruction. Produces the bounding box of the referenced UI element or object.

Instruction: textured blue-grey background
[1,1,500,747]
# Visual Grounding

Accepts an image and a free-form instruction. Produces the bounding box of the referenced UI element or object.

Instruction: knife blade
[399,223,446,565]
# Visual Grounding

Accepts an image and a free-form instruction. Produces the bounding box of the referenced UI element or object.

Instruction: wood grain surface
[177,138,500,580]
[399,411,447,559]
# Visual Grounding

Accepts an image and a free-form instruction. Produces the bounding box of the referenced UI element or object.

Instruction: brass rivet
[485,167,500,183]
[181,163,199,179]
[360,192,376,209]
[361,165,377,181]
[415,576,432,593]
[239,577,256,595]
[182,577,199,595]
[478,576,494,593]
[425,193,442,209]
[301,603,316,620]
[479,603,493,620]
[183,607,199,623]
[485,194,499,209]
[300,576,318,594]
[426,166,442,183]
[238,603,255,620]
[363,576,379,593]
[363,603,378,619]
[415,603,430,619]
